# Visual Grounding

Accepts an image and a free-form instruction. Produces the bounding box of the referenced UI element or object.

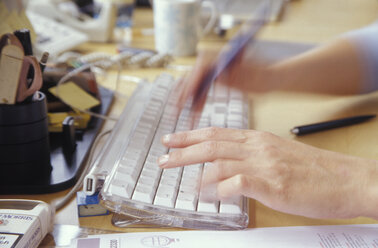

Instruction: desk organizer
[0,92,52,186]
[0,87,113,194]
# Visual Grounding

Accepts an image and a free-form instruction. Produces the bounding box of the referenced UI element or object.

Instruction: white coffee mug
[153,0,216,57]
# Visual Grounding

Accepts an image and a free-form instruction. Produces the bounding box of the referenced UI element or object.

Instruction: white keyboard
[85,73,249,230]
[209,0,287,23]
[26,11,88,60]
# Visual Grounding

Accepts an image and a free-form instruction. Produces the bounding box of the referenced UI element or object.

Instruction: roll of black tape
[0,136,51,164]
[0,92,51,182]
[0,117,48,145]
[0,92,48,125]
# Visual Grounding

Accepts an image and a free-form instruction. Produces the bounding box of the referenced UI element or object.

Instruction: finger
[202,160,248,186]
[216,174,269,201]
[176,51,216,110]
[187,96,207,129]
[172,76,186,101]
[161,127,247,148]
[168,78,186,120]
[175,75,192,111]
[218,46,247,86]
[157,140,246,168]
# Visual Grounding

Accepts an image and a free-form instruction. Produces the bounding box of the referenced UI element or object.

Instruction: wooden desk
[2,0,378,243]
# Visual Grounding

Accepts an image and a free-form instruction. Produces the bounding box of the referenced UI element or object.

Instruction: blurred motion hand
[158,127,378,219]
[176,37,364,118]
[176,48,271,115]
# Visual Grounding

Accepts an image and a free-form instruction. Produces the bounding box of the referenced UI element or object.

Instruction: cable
[50,50,189,211]
[63,50,173,70]
[55,58,123,121]
[52,57,126,210]
[51,56,124,210]
[53,129,112,211]
[52,50,161,211]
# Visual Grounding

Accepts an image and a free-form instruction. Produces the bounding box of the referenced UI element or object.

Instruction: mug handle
[16,56,43,103]
[200,1,217,36]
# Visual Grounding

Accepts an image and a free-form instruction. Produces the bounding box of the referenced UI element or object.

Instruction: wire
[50,50,188,211]
[53,129,112,211]
[52,49,169,211]
[55,58,123,121]
[52,57,124,210]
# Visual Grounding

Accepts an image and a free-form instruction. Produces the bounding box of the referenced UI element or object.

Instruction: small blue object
[76,191,109,217]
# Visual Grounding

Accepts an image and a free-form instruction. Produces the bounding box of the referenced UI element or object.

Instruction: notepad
[49,82,100,110]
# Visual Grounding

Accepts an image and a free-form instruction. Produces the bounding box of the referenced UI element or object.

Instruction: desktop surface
[2,0,378,245]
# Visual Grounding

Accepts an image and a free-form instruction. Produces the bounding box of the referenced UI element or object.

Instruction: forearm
[264,38,365,95]
[363,158,378,219]
[331,154,378,220]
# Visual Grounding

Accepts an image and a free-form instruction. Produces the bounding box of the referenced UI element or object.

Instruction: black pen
[14,29,34,85]
[13,29,33,56]
[290,114,376,135]
[39,52,49,73]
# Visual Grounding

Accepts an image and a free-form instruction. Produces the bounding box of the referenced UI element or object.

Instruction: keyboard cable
[51,53,192,211]
[52,57,124,211]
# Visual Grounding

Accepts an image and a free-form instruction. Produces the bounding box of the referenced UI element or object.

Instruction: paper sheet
[70,224,378,248]
[49,82,100,110]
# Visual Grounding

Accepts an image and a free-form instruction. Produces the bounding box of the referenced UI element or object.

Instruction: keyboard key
[198,164,219,213]
[132,184,155,203]
[176,191,198,211]
[109,179,133,198]
[154,185,177,207]
[220,196,243,214]
[198,198,219,213]
[115,167,139,186]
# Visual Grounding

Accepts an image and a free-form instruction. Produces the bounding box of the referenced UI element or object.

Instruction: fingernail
[162,134,171,144]
[158,154,169,167]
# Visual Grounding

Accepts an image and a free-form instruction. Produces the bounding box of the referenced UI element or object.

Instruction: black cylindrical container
[0,92,52,186]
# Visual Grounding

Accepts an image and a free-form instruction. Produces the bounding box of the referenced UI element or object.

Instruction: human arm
[256,38,365,95]
[165,22,378,220]
[181,38,365,99]
[178,22,378,112]
[157,127,378,220]
[262,20,378,95]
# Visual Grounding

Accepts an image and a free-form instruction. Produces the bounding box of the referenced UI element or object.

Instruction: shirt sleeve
[343,21,378,93]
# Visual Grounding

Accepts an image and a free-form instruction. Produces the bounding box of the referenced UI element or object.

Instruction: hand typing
[158,127,378,219]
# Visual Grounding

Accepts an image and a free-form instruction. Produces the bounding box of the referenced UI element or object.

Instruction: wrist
[261,62,294,92]
[251,64,279,92]
[364,159,378,219]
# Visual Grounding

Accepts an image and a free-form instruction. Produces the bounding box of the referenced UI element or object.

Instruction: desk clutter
[0,31,43,105]
[0,0,264,232]
[3,0,378,247]
[0,30,114,194]
[0,31,52,187]
[0,0,173,195]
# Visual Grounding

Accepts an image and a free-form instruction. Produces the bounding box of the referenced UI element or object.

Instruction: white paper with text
[71,224,378,248]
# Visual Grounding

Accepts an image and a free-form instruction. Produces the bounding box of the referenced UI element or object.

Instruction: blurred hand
[158,127,378,219]
[176,48,271,115]
[176,36,365,118]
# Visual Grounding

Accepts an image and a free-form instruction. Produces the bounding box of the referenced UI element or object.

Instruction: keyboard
[84,73,249,230]
[208,0,287,30]
[26,10,88,60]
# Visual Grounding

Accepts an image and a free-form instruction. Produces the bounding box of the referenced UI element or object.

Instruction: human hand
[158,127,378,219]
[175,49,218,114]
[176,48,269,115]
